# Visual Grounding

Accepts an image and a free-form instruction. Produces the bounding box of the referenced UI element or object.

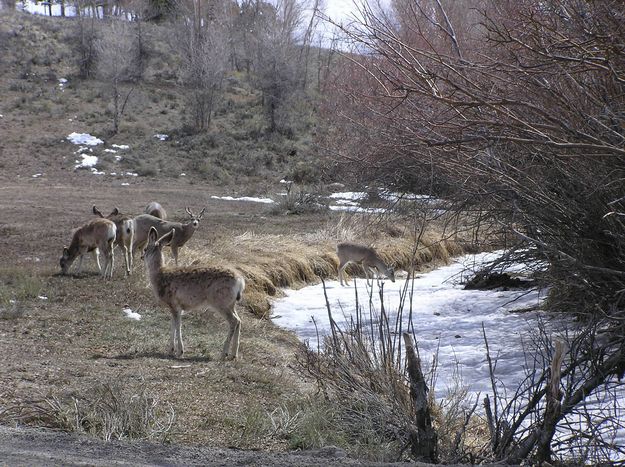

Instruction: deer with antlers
[133,207,205,265]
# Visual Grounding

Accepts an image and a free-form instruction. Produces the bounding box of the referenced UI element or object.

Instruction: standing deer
[133,207,205,265]
[143,227,245,360]
[60,218,116,278]
[336,242,395,286]
[144,201,167,220]
[92,205,135,275]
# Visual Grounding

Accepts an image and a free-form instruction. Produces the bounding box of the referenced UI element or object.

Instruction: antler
[198,208,206,219]
[185,207,193,217]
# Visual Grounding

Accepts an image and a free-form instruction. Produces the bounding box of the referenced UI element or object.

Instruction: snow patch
[329,191,367,201]
[211,195,275,204]
[122,307,142,321]
[75,154,98,169]
[67,132,103,146]
[154,134,168,141]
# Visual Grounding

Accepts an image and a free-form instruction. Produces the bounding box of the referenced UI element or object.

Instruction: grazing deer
[336,242,395,286]
[60,218,116,278]
[144,201,167,220]
[143,227,245,360]
[133,207,205,265]
[92,205,136,275]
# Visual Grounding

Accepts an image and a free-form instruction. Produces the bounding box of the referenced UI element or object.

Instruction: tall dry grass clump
[183,214,471,317]
[0,380,175,442]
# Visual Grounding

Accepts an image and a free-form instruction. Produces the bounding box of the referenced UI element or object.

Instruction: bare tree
[95,20,138,134]
[172,0,229,132]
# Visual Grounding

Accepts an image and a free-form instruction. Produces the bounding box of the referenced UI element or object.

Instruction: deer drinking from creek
[336,242,395,286]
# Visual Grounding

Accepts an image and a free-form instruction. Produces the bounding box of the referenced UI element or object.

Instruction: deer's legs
[338,261,350,286]
[174,310,184,357]
[91,249,101,273]
[222,308,241,360]
[168,310,177,356]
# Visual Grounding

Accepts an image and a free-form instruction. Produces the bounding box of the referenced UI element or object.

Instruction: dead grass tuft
[0,381,175,442]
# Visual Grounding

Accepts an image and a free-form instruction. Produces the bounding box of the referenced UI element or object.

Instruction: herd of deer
[58,202,395,361]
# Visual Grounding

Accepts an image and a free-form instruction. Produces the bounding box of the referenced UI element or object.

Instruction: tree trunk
[403,332,438,463]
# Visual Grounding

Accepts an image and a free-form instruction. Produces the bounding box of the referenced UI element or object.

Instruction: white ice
[75,154,98,169]
[122,307,142,321]
[272,251,546,395]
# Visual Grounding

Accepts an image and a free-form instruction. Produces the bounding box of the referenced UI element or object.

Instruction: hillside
[0,10,320,189]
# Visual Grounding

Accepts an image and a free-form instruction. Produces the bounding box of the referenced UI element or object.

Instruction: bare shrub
[299,277,439,463]
[270,181,328,215]
[322,1,625,462]
[95,20,140,134]
[71,15,98,79]
[171,1,229,132]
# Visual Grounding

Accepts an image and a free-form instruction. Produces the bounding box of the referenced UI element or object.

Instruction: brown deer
[133,207,205,265]
[336,242,395,286]
[60,218,116,278]
[92,205,135,275]
[144,201,167,220]
[142,227,245,360]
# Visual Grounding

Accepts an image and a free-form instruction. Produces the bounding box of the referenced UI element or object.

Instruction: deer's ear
[62,246,69,256]
[148,227,159,243]
[158,228,175,246]
[198,208,206,219]
[92,205,103,217]
[111,207,120,216]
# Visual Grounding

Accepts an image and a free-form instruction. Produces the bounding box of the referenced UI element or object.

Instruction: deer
[144,201,167,220]
[133,207,205,265]
[143,227,245,360]
[92,205,136,275]
[60,218,116,278]
[336,242,395,286]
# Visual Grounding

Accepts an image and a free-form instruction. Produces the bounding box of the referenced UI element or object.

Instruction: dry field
[0,171,342,444]
[0,10,472,460]
[0,176,462,452]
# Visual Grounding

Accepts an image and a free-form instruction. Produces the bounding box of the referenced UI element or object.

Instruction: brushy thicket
[321,0,625,463]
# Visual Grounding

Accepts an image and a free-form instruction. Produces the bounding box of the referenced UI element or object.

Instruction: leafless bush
[322,1,625,462]
[270,181,328,215]
[299,277,440,462]
[171,1,229,132]
[95,19,141,134]
[71,14,98,79]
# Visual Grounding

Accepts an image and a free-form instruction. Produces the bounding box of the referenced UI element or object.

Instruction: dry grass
[182,214,470,318]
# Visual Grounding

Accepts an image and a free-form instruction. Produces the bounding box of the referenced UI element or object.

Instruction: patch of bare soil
[0,425,380,466]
